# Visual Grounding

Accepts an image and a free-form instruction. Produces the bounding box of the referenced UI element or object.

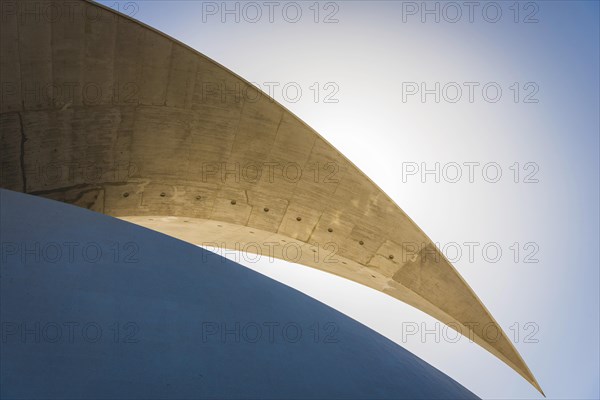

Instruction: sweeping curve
[0,0,541,394]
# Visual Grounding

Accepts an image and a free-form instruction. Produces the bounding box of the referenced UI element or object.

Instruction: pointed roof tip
[516,350,543,396]
[538,387,546,398]
[396,251,545,397]
[508,346,543,397]
[537,385,546,398]
[530,376,545,397]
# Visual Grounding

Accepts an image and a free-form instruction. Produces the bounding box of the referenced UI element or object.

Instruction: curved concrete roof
[0,0,541,394]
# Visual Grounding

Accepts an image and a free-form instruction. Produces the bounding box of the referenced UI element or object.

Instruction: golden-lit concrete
[0,0,541,394]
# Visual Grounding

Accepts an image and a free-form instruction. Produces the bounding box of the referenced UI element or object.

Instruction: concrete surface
[0,0,541,393]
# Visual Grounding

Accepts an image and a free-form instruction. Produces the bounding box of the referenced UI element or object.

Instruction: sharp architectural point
[0,0,541,394]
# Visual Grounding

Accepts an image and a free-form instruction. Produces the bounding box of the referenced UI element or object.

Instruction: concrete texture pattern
[0,0,541,394]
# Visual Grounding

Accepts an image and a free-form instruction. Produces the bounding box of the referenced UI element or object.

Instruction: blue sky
[97,1,600,398]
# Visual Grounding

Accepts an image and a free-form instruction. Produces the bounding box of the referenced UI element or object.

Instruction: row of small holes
[123,192,202,201]
[133,195,395,261]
